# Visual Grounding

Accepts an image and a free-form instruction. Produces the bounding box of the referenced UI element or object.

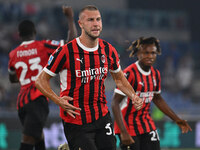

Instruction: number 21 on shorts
[149,130,160,141]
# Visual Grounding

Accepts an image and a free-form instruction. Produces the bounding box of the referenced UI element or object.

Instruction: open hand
[176,119,192,133]
[58,96,81,118]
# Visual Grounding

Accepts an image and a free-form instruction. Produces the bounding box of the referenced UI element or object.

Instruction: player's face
[137,44,157,67]
[79,10,102,39]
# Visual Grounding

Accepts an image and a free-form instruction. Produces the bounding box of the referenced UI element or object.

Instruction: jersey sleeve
[8,51,16,74]
[43,46,67,77]
[109,45,121,73]
[114,66,135,96]
[42,39,65,55]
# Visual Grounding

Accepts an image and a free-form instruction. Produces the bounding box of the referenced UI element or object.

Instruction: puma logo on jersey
[76,58,83,64]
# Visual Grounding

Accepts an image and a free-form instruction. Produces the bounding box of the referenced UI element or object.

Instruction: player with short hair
[111,37,192,150]
[35,5,143,150]
[8,6,77,150]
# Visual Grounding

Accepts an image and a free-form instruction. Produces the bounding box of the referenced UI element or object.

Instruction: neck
[79,34,98,48]
[138,61,151,72]
[21,36,35,42]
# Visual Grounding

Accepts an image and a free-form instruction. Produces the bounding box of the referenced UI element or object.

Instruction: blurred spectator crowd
[0,2,200,120]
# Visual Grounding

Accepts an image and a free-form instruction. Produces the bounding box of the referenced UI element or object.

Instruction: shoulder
[123,63,136,74]
[9,49,16,58]
[9,45,20,58]
[125,63,136,70]
[99,38,114,48]
[151,66,161,77]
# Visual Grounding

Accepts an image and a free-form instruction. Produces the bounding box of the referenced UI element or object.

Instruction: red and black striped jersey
[114,61,161,136]
[44,37,120,125]
[8,40,62,109]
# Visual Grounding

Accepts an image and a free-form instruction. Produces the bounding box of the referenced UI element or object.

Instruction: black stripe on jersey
[112,52,118,70]
[97,46,103,118]
[137,72,147,133]
[67,43,75,103]
[131,68,140,135]
[132,68,138,91]
[125,71,131,80]
[44,43,58,49]
[150,71,156,91]
[89,52,96,122]
[55,55,66,74]
[103,41,111,68]
[77,45,87,124]
[124,101,133,126]
[21,90,28,108]
[47,47,63,70]
[17,92,24,108]
[146,76,150,92]
[27,85,32,103]
[155,69,160,92]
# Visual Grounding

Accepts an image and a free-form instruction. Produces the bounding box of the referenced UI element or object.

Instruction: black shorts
[118,130,160,150]
[18,96,49,139]
[63,112,116,150]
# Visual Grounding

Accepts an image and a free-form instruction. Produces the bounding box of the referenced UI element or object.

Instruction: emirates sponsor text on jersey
[76,66,108,83]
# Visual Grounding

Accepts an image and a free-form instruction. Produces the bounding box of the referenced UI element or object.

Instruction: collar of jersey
[136,61,151,76]
[20,40,35,46]
[76,37,99,52]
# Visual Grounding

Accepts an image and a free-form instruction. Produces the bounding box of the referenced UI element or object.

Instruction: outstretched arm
[111,93,135,145]
[153,94,192,133]
[62,6,77,42]
[35,71,81,118]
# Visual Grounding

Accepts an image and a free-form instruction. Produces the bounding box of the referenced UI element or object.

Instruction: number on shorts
[149,130,160,141]
[15,57,42,85]
[105,123,112,135]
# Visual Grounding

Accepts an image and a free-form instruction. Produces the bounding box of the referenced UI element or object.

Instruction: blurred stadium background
[0,0,200,149]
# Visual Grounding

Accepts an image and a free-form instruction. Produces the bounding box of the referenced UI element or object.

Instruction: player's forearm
[66,15,77,42]
[112,70,136,100]
[111,96,127,133]
[35,71,60,105]
[67,22,77,42]
[153,96,181,122]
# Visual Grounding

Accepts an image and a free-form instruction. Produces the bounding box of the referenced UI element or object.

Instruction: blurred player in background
[8,6,77,150]
[35,5,143,150]
[111,37,192,150]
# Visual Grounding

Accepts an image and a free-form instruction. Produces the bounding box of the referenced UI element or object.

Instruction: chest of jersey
[68,51,109,84]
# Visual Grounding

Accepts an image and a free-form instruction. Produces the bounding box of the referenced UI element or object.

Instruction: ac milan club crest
[101,55,105,63]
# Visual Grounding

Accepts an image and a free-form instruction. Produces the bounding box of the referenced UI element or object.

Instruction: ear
[78,20,83,28]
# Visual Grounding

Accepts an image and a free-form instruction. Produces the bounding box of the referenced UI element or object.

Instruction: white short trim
[109,65,121,73]
[43,67,56,77]
[114,88,126,96]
